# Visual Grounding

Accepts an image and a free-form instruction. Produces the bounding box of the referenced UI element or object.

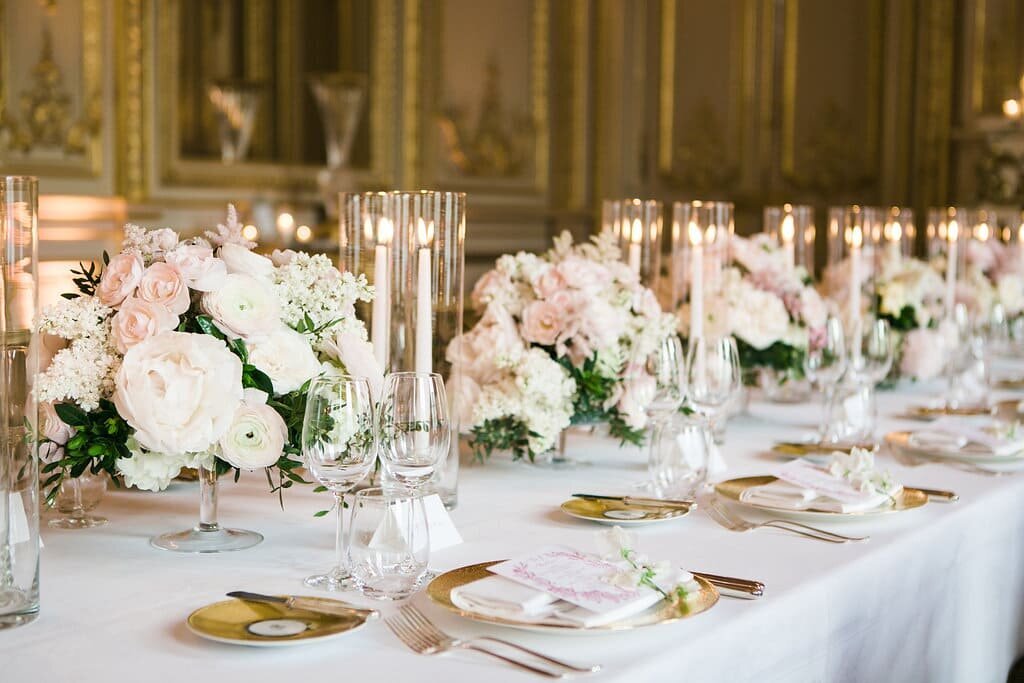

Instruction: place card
[488,546,648,614]
[769,460,876,504]
[367,493,462,553]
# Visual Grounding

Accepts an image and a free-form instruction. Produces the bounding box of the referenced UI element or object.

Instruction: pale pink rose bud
[521,300,564,346]
[137,262,191,315]
[110,297,179,353]
[96,253,144,307]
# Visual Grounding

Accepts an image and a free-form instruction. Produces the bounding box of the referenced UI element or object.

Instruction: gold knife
[908,487,959,503]
[692,571,765,599]
[772,441,877,456]
[571,493,695,510]
[227,591,380,619]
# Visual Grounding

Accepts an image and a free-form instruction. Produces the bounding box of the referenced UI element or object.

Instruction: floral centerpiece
[962,238,1024,323]
[678,234,827,397]
[33,205,380,505]
[446,231,675,462]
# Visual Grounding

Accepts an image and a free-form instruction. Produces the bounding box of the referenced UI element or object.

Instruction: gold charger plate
[427,561,718,635]
[907,404,995,419]
[560,498,692,526]
[714,476,928,520]
[885,430,1024,465]
[997,377,1024,390]
[187,597,371,647]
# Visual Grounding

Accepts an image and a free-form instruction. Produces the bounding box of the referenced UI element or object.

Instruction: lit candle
[415,217,434,374]
[628,218,642,275]
[689,220,704,340]
[945,219,959,319]
[780,213,795,271]
[885,220,902,260]
[976,220,990,243]
[371,217,392,369]
[1018,223,1024,265]
[848,224,863,330]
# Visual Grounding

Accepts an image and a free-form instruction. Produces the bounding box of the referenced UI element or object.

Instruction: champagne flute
[644,336,685,494]
[803,316,848,442]
[685,336,741,439]
[301,375,377,591]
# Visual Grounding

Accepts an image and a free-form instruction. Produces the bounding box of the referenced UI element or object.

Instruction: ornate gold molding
[402,0,421,186]
[115,0,146,200]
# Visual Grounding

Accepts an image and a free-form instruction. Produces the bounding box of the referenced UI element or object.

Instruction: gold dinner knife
[571,493,696,510]
[692,572,765,599]
[909,487,959,503]
[772,441,877,456]
[227,591,380,619]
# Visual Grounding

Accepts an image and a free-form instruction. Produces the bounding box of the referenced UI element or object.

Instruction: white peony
[114,437,186,492]
[248,326,322,395]
[219,243,275,281]
[113,331,243,454]
[899,328,948,381]
[165,244,227,292]
[728,283,790,350]
[317,329,384,400]
[201,273,281,339]
[997,275,1024,316]
[218,388,288,469]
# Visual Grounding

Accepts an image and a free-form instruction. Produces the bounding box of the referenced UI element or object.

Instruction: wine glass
[301,375,377,591]
[851,318,894,386]
[685,336,741,440]
[803,316,848,442]
[377,372,451,491]
[644,336,685,494]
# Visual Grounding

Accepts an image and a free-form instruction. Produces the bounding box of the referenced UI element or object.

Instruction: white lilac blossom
[272,251,373,343]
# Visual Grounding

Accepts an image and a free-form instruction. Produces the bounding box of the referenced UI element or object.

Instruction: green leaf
[243,366,275,395]
[54,403,89,427]
[194,315,227,341]
[313,509,330,518]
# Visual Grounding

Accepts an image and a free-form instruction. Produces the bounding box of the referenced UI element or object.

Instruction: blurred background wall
[2,0,1023,299]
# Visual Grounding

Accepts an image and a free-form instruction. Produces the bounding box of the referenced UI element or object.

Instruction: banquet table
[4,380,1024,683]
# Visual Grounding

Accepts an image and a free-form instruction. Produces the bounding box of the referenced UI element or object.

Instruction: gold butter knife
[908,487,959,503]
[571,493,695,509]
[692,571,765,599]
[227,591,379,619]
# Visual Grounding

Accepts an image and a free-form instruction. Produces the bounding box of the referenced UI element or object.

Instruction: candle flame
[780,214,795,243]
[947,219,959,242]
[1019,224,1024,243]
[976,221,990,242]
[417,217,434,247]
[378,217,394,245]
[846,225,863,249]
[1005,98,1022,119]
[706,224,718,242]
[630,218,643,244]
[885,220,902,242]
[687,220,701,246]
[363,218,373,241]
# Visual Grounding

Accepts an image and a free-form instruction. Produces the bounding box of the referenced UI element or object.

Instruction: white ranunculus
[201,273,281,339]
[113,331,243,454]
[219,243,275,280]
[165,244,228,292]
[248,326,322,394]
[218,388,288,470]
[318,329,384,399]
[115,437,186,492]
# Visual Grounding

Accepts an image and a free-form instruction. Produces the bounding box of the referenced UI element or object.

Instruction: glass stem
[334,492,348,577]
[822,385,837,440]
[198,465,220,532]
[70,478,84,519]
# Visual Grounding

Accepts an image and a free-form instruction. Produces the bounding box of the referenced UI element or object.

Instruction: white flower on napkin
[828,447,897,496]
[595,526,700,602]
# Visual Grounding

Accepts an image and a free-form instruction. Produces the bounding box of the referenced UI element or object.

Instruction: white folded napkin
[912,417,1024,457]
[739,479,891,513]
[450,569,681,628]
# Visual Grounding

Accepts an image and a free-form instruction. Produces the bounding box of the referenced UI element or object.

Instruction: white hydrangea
[36,336,118,411]
[37,297,112,341]
[272,252,373,342]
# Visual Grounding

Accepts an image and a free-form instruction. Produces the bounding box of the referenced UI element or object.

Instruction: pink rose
[110,297,179,353]
[555,256,605,293]
[534,267,567,299]
[165,244,227,292]
[137,262,191,315]
[96,253,144,307]
[521,300,565,346]
[446,304,523,383]
[471,270,511,309]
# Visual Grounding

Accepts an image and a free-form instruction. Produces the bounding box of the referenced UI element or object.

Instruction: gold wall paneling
[0,0,107,189]
[416,0,550,203]
[142,0,397,202]
[657,0,756,198]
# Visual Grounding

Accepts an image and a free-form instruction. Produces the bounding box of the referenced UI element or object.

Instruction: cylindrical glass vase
[670,201,733,338]
[0,176,40,629]
[825,206,884,333]
[763,204,815,276]
[601,199,663,294]
[358,191,464,509]
[876,206,915,262]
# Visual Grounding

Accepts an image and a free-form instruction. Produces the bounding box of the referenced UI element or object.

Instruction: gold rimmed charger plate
[427,561,718,635]
[885,430,1024,466]
[997,377,1024,390]
[714,476,928,521]
[187,596,371,647]
[560,498,692,526]
[906,404,995,420]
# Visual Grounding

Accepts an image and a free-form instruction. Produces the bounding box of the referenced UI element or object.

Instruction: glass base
[150,526,263,553]
[0,589,38,630]
[48,514,108,529]
[304,571,355,591]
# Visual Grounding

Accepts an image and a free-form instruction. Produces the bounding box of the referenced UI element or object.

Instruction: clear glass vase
[207,80,261,164]
[48,472,107,529]
[310,73,367,219]
[150,465,263,553]
[0,176,40,629]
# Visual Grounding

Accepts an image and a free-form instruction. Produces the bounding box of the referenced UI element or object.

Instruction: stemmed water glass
[803,316,848,443]
[301,375,377,591]
[685,336,741,440]
[376,372,450,583]
[645,336,685,493]
[850,318,894,386]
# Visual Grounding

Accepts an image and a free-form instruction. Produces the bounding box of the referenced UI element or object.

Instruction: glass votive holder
[763,204,815,275]
[601,198,663,293]
[876,206,915,262]
[670,200,733,336]
[825,205,884,327]
[348,488,430,601]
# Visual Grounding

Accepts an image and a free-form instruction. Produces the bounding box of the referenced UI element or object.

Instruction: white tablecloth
[4,382,1024,683]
